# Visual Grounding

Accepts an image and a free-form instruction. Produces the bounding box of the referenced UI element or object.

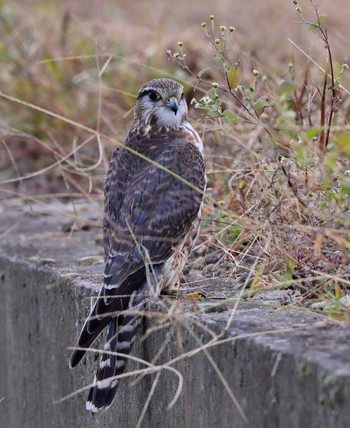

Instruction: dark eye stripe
[137,89,160,100]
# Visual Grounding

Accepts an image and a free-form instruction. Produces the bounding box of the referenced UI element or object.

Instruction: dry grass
[1,0,350,315]
[1,0,350,422]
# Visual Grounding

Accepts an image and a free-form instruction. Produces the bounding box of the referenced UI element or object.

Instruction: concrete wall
[1,203,350,428]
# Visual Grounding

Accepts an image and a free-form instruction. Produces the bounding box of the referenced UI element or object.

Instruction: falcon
[69,78,206,412]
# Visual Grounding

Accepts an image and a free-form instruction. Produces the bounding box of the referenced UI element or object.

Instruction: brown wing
[104,133,205,284]
[70,130,205,367]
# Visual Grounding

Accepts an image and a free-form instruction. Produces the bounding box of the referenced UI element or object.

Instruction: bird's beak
[166,97,179,115]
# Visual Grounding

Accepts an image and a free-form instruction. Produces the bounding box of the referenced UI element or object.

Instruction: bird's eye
[148,91,160,101]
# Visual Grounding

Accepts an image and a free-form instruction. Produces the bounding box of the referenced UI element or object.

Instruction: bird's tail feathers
[86,309,143,412]
[69,301,111,369]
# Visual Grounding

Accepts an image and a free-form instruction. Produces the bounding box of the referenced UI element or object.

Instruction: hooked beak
[166,97,179,115]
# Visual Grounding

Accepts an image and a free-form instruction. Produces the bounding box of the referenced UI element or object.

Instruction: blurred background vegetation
[0,0,349,318]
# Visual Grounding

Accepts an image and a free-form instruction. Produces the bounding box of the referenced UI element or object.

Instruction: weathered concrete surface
[1,200,350,428]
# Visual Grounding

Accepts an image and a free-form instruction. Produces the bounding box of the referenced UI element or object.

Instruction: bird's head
[134,78,188,129]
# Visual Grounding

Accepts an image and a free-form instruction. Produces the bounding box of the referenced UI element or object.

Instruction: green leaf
[279,80,295,96]
[285,259,294,280]
[223,110,239,124]
[229,227,242,242]
[330,193,343,201]
[340,185,350,195]
[336,132,350,156]
[253,96,270,116]
[226,64,241,89]
[305,127,322,140]
[308,22,318,30]
[308,15,326,31]
[318,15,326,26]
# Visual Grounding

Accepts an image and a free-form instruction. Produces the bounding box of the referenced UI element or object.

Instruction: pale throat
[155,106,187,128]
[142,103,187,129]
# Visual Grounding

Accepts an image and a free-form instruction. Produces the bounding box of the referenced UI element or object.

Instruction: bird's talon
[185,291,206,300]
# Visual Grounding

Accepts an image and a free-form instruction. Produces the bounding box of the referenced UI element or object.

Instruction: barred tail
[85,312,140,412]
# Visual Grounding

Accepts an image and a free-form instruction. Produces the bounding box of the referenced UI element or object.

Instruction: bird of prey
[69,78,206,412]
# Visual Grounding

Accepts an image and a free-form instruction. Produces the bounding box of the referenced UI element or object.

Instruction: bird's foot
[160,288,206,300]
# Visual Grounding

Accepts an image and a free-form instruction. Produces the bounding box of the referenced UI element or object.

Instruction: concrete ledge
[1,201,350,428]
